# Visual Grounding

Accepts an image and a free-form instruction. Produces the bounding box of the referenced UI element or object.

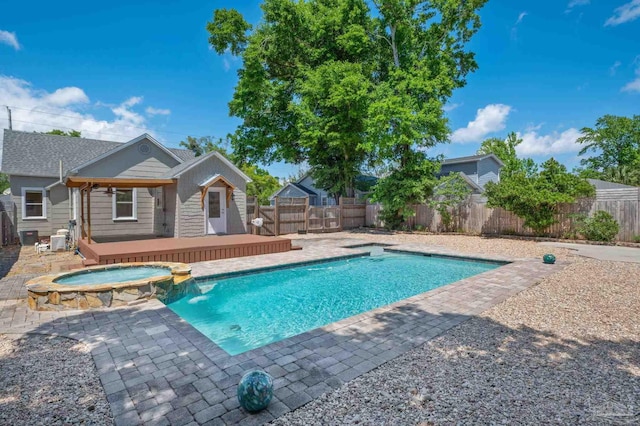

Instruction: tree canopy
[485,158,595,235]
[44,129,82,137]
[577,115,640,186]
[207,0,488,224]
[477,132,537,178]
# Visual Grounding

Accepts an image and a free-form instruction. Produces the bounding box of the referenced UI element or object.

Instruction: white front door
[205,188,227,235]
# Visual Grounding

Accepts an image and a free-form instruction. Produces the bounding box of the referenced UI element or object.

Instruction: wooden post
[253,197,259,235]
[274,196,280,236]
[304,196,309,232]
[80,188,85,239]
[87,186,92,244]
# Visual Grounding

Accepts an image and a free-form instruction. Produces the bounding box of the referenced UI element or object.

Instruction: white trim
[70,134,183,174]
[199,174,222,187]
[170,150,252,182]
[112,188,138,221]
[45,180,64,190]
[72,188,79,220]
[22,187,47,220]
[204,187,227,235]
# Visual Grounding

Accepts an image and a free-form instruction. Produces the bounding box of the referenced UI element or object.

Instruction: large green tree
[577,115,640,185]
[485,158,595,235]
[208,0,373,200]
[207,0,487,219]
[369,0,487,226]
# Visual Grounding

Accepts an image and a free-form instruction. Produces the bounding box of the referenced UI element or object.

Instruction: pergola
[65,177,175,244]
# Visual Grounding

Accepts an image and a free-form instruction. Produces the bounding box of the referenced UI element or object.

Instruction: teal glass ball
[543,254,556,264]
[237,370,273,413]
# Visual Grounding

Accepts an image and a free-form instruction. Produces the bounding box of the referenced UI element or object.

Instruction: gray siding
[477,157,501,188]
[10,175,59,237]
[75,139,180,178]
[79,187,155,237]
[176,156,247,237]
[440,162,479,184]
[298,176,336,206]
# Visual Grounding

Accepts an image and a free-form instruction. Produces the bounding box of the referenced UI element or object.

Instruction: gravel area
[273,257,640,425]
[0,334,113,425]
[292,231,575,261]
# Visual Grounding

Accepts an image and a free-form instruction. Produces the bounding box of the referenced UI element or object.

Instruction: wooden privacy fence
[246,196,366,236]
[366,195,640,242]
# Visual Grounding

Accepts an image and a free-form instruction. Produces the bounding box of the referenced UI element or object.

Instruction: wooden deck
[78,235,292,265]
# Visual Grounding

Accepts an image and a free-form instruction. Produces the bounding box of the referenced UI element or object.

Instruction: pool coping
[0,242,567,425]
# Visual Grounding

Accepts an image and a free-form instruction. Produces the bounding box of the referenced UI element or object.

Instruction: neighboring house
[438,154,504,193]
[0,130,251,241]
[270,174,374,206]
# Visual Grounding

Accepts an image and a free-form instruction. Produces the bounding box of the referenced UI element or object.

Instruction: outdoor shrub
[634,235,640,243]
[577,211,619,242]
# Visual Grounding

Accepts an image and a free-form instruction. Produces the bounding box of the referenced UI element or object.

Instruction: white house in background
[438,154,504,193]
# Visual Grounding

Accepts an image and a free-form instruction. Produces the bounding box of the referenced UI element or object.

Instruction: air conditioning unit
[50,235,66,252]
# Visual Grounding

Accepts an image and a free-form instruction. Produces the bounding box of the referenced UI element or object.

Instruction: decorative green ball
[543,254,556,264]
[237,370,273,413]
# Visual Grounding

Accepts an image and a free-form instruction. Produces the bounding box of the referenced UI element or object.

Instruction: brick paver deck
[0,238,565,425]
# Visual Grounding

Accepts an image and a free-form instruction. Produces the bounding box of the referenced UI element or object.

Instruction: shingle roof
[442,154,504,167]
[292,183,317,196]
[0,130,194,178]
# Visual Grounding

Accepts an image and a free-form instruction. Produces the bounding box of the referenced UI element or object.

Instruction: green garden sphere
[543,254,556,264]
[237,370,274,413]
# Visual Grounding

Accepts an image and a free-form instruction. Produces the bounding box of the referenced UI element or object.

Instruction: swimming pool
[166,251,502,355]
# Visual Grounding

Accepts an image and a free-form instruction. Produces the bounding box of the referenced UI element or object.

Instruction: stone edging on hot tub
[25,262,192,311]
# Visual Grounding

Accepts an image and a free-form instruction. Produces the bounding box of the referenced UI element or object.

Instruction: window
[112,188,137,220]
[321,196,328,206]
[22,188,47,219]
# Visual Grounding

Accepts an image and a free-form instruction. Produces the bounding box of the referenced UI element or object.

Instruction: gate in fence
[308,206,341,232]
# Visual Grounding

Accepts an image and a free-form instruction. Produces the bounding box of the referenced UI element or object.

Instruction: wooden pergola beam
[69,178,175,245]
[65,177,175,188]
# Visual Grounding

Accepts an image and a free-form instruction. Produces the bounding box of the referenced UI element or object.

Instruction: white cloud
[517,128,583,155]
[443,102,462,112]
[451,104,511,143]
[605,0,640,26]
[145,106,171,116]
[515,12,528,25]
[621,62,640,93]
[565,0,590,13]
[609,60,622,76]
[0,30,20,50]
[0,75,156,142]
[44,87,89,106]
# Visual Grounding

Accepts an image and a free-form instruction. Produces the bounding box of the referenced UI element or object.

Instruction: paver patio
[0,238,565,425]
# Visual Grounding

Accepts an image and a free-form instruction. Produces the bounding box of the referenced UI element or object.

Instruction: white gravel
[273,256,640,425]
[0,334,113,425]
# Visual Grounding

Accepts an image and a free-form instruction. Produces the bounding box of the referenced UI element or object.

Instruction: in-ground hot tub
[26,262,193,311]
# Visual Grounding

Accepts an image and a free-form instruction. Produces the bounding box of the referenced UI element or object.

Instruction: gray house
[270,174,376,206]
[0,130,251,242]
[270,174,339,206]
[438,154,503,193]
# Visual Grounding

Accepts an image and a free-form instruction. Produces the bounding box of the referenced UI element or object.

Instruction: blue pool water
[55,266,171,285]
[166,251,501,355]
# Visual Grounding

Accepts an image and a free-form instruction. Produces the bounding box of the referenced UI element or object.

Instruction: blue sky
[1,0,639,178]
